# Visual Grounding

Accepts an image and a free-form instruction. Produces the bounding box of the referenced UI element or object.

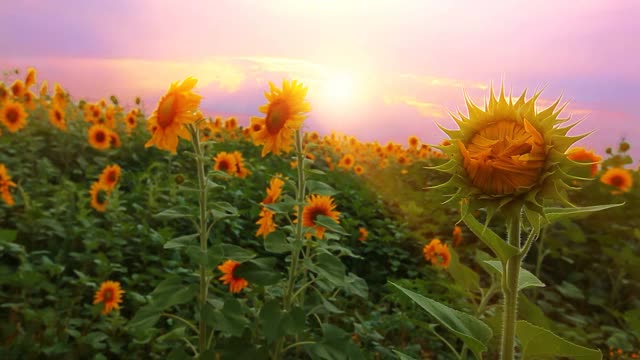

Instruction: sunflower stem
[274,130,306,359]
[500,214,522,360]
[189,124,210,355]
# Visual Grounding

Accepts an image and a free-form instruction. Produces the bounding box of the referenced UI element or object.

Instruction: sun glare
[324,72,356,106]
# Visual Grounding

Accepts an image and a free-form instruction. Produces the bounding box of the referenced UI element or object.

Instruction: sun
[324,72,356,106]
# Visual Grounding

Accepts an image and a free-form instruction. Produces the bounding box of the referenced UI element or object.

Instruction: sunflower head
[301,194,340,239]
[88,124,112,150]
[0,100,28,133]
[145,77,202,154]
[49,106,67,131]
[99,164,122,191]
[218,260,249,293]
[250,80,311,157]
[600,167,633,193]
[24,68,37,88]
[213,152,238,176]
[89,181,110,212]
[93,280,125,315]
[433,86,587,221]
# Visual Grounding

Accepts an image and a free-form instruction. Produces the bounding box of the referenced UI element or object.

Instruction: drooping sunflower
[566,147,601,177]
[24,68,37,88]
[213,152,238,176]
[53,83,67,108]
[99,164,121,191]
[10,80,25,98]
[0,100,28,133]
[301,194,341,239]
[250,80,311,157]
[358,227,368,242]
[0,83,8,104]
[600,167,633,193]
[89,181,110,212]
[39,80,48,98]
[145,77,202,154]
[256,208,277,238]
[0,164,17,206]
[88,124,112,150]
[218,260,249,293]
[434,87,587,221]
[23,91,36,111]
[93,280,125,315]
[48,105,67,131]
[452,225,463,247]
[262,176,285,204]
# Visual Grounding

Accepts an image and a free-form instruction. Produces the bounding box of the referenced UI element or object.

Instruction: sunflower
[338,154,355,170]
[250,80,311,157]
[0,83,8,104]
[262,176,285,204]
[600,167,633,193]
[109,132,121,148]
[88,124,112,150]
[256,208,277,238]
[213,152,238,176]
[23,91,36,111]
[93,280,125,315]
[0,164,17,206]
[452,225,463,247]
[566,147,601,177]
[124,109,138,134]
[10,80,25,98]
[39,81,48,98]
[99,164,121,191]
[408,135,420,149]
[53,83,67,108]
[24,68,37,88]
[434,87,586,220]
[423,238,451,268]
[84,103,102,123]
[89,181,110,212]
[0,100,28,133]
[232,151,251,178]
[218,260,249,293]
[48,105,67,131]
[301,194,340,238]
[354,164,365,175]
[145,77,202,154]
[358,227,368,241]
[225,117,238,130]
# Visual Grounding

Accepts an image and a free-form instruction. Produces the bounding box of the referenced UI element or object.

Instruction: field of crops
[0,68,638,359]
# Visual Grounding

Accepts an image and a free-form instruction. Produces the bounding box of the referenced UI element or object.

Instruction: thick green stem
[501,215,522,360]
[190,126,209,354]
[274,130,306,359]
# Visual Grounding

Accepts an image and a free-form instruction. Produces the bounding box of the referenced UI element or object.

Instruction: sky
[1,0,639,158]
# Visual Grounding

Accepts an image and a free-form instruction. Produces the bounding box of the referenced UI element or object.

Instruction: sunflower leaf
[307,180,338,196]
[390,282,492,359]
[544,203,624,223]
[461,203,519,264]
[483,260,545,291]
[517,320,602,359]
[314,215,348,235]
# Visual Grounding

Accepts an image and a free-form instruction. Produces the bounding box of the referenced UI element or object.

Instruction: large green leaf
[544,203,624,223]
[263,231,291,254]
[461,204,519,264]
[147,277,198,310]
[314,215,348,235]
[390,282,492,359]
[484,260,545,291]
[163,233,199,249]
[393,350,416,360]
[307,180,339,196]
[517,320,602,359]
[234,258,281,286]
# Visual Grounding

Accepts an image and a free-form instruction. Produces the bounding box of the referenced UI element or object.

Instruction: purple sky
[1,0,639,159]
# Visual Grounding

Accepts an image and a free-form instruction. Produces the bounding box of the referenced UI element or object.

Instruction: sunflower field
[0,68,639,360]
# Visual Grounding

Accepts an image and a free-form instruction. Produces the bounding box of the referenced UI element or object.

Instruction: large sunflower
[301,194,340,239]
[250,80,311,157]
[145,77,202,154]
[0,100,28,133]
[434,87,586,221]
[213,152,238,176]
[93,280,125,315]
[218,260,249,293]
[88,124,112,150]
